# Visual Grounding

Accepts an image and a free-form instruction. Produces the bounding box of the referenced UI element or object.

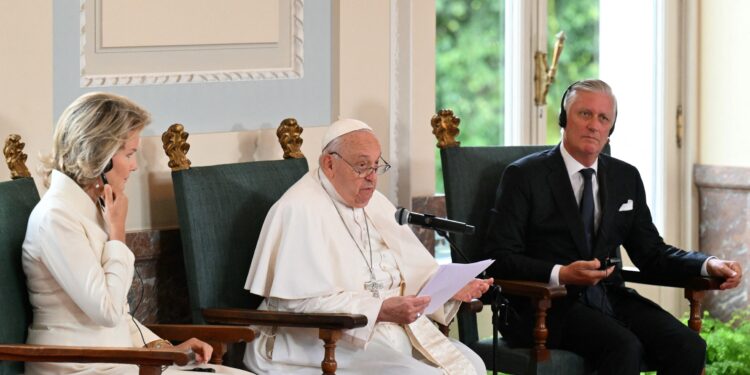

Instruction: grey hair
[563,79,618,115]
[41,92,150,188]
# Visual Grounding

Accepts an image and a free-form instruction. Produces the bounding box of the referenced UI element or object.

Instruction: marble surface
[695,164,750,321]
[126,229,191,324]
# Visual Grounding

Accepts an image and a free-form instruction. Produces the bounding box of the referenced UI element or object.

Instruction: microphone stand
[435,229,506,375]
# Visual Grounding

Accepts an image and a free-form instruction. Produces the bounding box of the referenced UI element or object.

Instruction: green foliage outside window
[435,0,504,193]
[546,0,600,144]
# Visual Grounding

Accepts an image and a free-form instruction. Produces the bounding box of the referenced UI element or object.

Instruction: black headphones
[558,81,617,135]
[101,159,113,185]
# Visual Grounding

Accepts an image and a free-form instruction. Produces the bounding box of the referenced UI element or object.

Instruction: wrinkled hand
[452,278,494,302]
[174,337,213,364]
[102,183,128,242]
[706,258,743,290]
[559,259,614,286]
[377,295,430,324]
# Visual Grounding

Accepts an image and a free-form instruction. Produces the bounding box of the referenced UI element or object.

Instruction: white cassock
[244,169,485,375]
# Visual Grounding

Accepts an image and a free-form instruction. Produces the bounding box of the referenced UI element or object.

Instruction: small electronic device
[599,257,621,270]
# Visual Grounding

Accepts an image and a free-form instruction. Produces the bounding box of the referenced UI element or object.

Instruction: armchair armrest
[0,344,188,375]
[201,308,367,330]
[145,324,256,365]
[202,307,367,374]
[496,279,567,299]
[621,266,723,290]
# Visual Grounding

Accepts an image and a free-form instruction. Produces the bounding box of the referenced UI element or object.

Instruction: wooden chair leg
[684,289,705,333]
[684,289,707,375]
[139,365,163,375]
[532,297,552,362]
[319,329,342,375]
[206,341,227,365]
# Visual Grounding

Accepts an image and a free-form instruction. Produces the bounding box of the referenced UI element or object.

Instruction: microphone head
[395,207,410,225]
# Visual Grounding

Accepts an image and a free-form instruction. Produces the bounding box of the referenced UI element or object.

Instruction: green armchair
[162,120,367,375]
[431,110,722,374]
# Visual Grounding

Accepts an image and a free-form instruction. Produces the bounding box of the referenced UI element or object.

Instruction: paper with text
[418,259,494,314]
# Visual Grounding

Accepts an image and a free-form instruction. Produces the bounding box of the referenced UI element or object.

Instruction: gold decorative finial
[431,109,461,149]
[4,134,32,179]
[276,118,305,159]
[161,124,191,171]
[534,31,566,106]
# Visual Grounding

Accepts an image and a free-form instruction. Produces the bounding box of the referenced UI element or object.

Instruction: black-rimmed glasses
[329,152,391,177]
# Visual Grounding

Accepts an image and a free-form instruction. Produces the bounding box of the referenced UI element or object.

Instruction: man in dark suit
[484,79,742,374]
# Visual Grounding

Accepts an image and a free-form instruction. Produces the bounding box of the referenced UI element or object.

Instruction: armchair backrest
[0,178,40,374]
[165,121,309,323]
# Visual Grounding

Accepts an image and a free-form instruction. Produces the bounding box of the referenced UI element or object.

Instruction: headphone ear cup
[558,108,567,128]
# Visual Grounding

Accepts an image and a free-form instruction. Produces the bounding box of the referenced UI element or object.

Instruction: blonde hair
[42,92,150,188]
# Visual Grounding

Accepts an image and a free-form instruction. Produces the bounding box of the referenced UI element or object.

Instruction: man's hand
[377,295,430,324]
[452,278,494,302]
[706,258,743,290]
[559,259,614,286]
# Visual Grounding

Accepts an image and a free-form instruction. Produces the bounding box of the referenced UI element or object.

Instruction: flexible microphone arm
[435,229,506,375]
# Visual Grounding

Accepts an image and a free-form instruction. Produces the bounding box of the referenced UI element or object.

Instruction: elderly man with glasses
[243,119,491,375]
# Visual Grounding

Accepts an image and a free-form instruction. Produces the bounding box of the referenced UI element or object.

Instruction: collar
[560,142,598,178]
[47,169,100,222]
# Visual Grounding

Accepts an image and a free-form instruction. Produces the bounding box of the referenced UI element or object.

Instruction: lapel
[544,146,589,259]
[593,156,613,257]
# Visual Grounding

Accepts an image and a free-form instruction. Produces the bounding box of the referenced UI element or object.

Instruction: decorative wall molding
[79,0,304,87]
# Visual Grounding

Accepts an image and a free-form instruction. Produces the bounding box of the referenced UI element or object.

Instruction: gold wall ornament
[161,124,192,171]
[3,134,31,179]
[277,118,305,159]
[534,31,566,106]
[431,109,461,149]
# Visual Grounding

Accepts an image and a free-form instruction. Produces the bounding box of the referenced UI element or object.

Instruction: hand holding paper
[417,259,494,314]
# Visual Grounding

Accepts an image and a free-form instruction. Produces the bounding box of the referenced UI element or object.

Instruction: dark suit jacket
[483,145,707,346]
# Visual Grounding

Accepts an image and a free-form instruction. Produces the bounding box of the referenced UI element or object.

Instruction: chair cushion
[472,338,590,375]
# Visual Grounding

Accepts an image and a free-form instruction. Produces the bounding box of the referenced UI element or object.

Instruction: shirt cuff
[700,256,717,277]
[550,264,562,286]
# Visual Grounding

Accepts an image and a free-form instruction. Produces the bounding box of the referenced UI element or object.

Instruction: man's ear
[321,154,334,175]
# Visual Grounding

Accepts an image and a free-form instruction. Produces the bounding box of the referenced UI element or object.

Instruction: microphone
[395,207,475,235]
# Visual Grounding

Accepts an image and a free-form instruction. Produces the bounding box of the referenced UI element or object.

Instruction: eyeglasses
[329,152,391,177]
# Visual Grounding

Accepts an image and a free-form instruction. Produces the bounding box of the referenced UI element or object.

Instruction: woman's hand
[174,337,213,364]
[102,183,128,242]
[452,278,494,302]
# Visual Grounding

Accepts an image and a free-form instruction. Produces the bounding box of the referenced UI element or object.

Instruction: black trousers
[557,288,706,375]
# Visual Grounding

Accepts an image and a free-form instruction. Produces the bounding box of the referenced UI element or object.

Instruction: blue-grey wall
[54,1,331,136]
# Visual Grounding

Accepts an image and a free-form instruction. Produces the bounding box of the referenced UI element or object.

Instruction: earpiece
[101,159,113,185]
[558,80,617,135]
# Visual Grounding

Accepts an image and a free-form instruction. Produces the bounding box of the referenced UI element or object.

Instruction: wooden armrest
[621,266,724,290]
[202,308,368,330]
[459,299,484,314]
[0,344,188,366]
[145,324,255,343]
[495,279,567,299]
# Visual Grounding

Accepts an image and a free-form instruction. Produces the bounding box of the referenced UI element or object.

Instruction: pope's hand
[452,278,493,302]
[377,295,430,324]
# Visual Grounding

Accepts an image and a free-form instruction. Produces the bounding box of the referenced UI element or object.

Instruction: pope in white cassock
[243,119,492,374]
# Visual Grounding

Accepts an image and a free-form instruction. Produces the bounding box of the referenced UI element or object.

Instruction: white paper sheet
[417,259,495,314]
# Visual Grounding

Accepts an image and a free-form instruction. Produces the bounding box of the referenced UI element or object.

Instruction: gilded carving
[161,124,192,171]
[3,134,31,179]
[431,109,461,149]
[277,118,305,159]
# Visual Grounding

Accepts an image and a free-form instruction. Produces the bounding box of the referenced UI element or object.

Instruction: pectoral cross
[364,277,383,298]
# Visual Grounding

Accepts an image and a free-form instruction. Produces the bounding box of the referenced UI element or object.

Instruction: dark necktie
[579,168,596,256]
[579,168,613,315]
